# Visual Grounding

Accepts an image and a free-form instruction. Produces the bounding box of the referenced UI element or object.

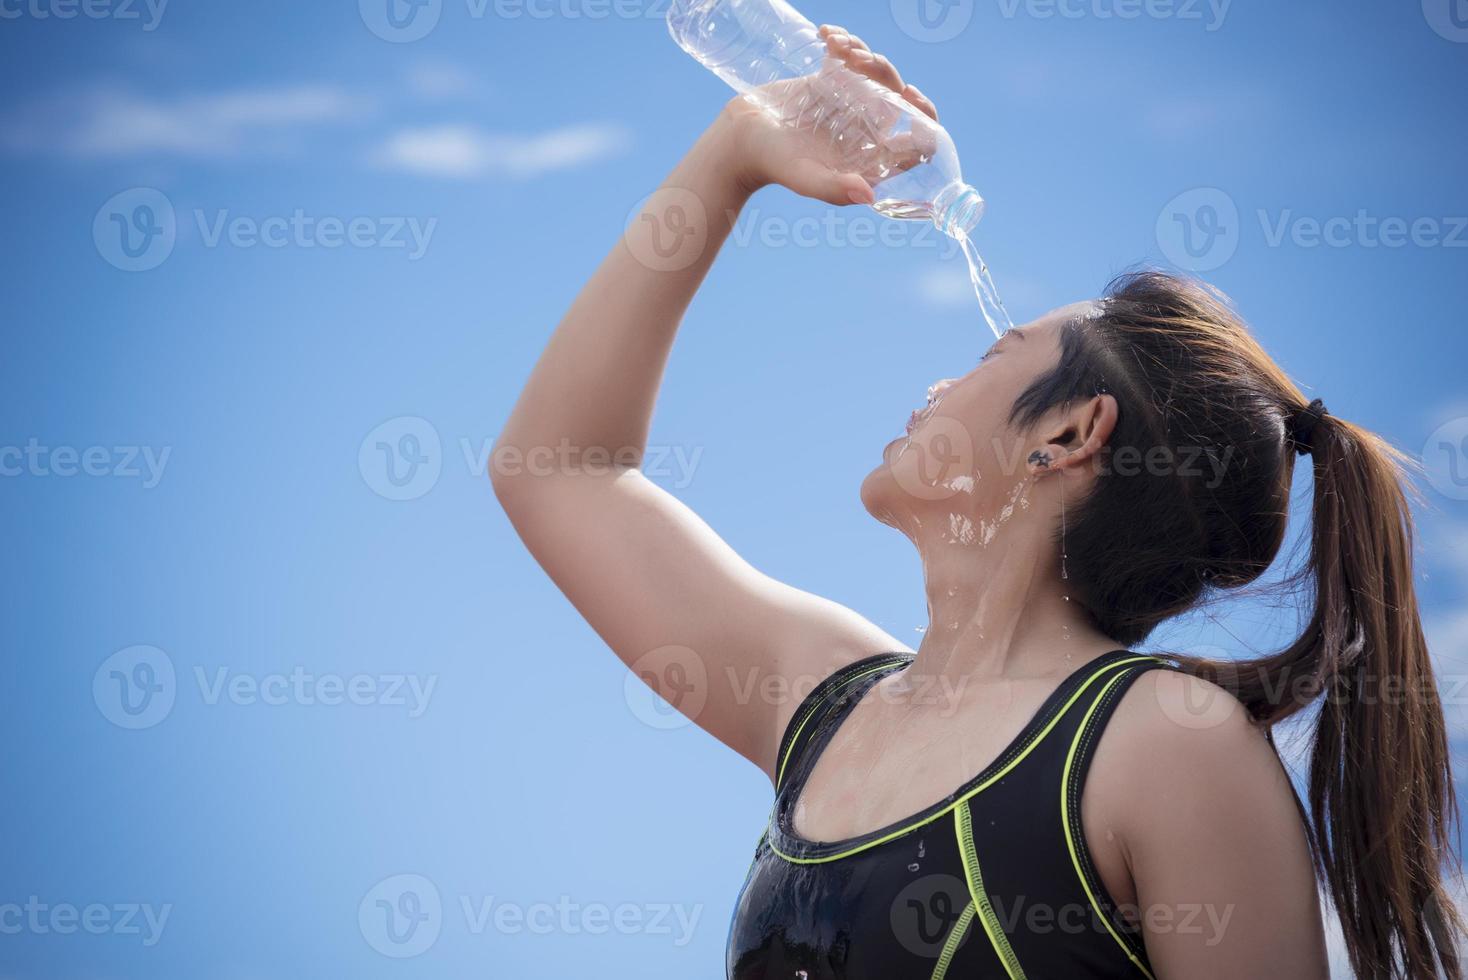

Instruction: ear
[1025,394,1118,476]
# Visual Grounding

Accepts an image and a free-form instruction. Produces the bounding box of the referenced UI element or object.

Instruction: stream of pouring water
[954,231,1014,340]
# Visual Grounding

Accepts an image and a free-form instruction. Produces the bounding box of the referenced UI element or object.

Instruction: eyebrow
[1005,327,1027,342]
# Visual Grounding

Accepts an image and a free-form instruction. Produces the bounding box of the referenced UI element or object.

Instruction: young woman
[492,26,1460,980]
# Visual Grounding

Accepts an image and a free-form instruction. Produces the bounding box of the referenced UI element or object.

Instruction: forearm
[494,116,751,476]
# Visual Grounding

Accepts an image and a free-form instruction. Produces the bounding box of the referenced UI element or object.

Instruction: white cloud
[2,84,364,158]
[1140,92,1269,139]
[913,262,1049,328]
[917,265,975,309]
[370,122,632,180]
[403,63,484,101]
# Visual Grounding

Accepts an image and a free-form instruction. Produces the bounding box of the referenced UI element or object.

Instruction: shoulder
[1090,663,1304,844]
[1109,666,1263,751]
[1083,664,1327,972]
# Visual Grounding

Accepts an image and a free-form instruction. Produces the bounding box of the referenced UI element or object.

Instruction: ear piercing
[1028,450,1052,469]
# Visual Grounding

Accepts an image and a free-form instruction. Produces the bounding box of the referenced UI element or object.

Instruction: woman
[492,26,1460,980]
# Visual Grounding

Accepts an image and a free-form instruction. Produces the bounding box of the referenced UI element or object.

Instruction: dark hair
[1011,270,1461,979]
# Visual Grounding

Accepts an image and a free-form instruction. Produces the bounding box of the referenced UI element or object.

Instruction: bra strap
[774,653,913,791]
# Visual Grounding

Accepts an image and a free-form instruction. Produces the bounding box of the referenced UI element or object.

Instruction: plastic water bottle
[666,0,986,239]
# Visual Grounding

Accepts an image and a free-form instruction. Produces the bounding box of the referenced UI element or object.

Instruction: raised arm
[492,29,932,778]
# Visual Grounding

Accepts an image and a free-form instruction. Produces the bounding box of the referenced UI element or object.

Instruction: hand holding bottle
[711,25,946,208]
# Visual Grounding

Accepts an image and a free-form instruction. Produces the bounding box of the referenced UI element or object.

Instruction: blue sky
[2,0,1466,977]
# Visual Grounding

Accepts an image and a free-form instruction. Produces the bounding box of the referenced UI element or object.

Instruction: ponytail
[1200,413,1462,979]
[1021,271,1462,976]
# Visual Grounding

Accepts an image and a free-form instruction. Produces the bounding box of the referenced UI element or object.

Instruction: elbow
[488,438,529,514]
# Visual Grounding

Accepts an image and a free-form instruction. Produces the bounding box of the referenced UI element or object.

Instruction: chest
[791,678,1054,843]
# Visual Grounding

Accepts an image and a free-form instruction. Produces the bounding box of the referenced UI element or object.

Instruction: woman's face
[860,302,1095,541]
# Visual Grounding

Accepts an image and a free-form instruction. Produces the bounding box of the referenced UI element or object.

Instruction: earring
[1028,450,1052,469]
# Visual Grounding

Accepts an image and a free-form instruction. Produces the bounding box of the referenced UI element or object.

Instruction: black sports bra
[726,649,1175,980]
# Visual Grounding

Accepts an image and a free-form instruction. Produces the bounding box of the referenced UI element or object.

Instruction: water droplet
[1059,474,1069,580]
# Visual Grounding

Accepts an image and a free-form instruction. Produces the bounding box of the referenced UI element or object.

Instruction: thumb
[785,157,875,207]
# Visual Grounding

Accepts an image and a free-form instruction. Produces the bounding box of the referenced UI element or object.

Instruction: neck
[904,500,1117,689]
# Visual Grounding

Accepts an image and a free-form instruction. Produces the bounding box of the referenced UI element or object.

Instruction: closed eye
[980,326,1025,362]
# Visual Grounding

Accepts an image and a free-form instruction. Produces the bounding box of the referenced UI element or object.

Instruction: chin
[860,462,903,530]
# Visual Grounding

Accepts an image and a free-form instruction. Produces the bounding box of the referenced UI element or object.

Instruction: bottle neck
[932,183,986,238]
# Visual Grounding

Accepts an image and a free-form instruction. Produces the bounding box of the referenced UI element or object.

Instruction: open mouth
[906,388,942,435]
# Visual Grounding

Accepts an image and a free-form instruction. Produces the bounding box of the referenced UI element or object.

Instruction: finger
[846,49,906,94]
[822,30,853,56]
[842,32,872,52]
[902,83,939,122]
[818,24,853,54]
[875,133,932,176]
[786,157,875,207]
